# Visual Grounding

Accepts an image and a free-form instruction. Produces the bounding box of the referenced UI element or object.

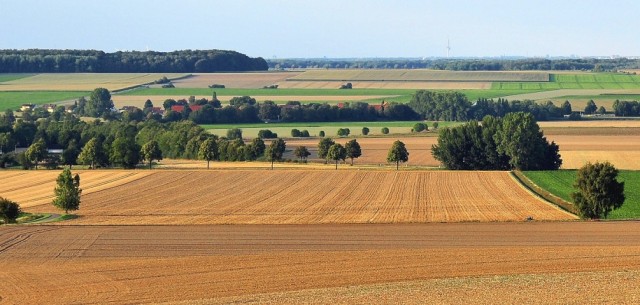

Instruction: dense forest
[0,49,268,73]
[268,57,640,71]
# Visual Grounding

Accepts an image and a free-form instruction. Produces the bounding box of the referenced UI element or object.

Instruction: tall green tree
[77,138,100,169]
[561,100,572,115]
[584,100,597,115]
[345,139,362,166]
[293,146,311,162]
[266,138,286,170]
[0,197,21,224]
[85,88,114,117]
[317,138,335,162]
[62,139,80,169]
[52,168,81,214]
[25,138,47,170]
[140,140,163,169]
[110,137,141,169]
[198,138,218,169]
[387,140,409,170]
[327,143,347,169]
[572,162,625,219]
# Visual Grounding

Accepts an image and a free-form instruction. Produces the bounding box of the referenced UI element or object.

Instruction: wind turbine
[447,39,451,58]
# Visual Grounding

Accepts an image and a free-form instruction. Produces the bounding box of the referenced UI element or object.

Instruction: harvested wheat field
[1,222,640,304]
[278,81,491,89]
[0,170,151,209]
[173,72,301,88]
[14,170,575,224]
[0,73,186,91]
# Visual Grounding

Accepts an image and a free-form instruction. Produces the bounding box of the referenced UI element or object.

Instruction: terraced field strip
[0,91,89,110]
[172,72,301,88]
[278,81,492,90]
[0,73,187,91]
[47,170,578,225]
[1,222,640,304]
[0,170,152,210]
[287,70,549,82]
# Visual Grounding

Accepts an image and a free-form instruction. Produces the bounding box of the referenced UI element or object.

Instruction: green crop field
[0,91,89,111]
[523,170,640,219]
[0,74,35,83]
[493,73,640,91]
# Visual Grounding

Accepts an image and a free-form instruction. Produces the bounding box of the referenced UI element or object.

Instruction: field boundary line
[510,171,578,216]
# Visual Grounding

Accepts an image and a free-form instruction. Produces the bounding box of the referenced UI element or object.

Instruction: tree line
[268,58,640,71]
[432,112,561,171]
[0,49,268,73]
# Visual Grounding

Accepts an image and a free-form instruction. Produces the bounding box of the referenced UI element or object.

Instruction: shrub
[208,84,226,88]
[432,122,439,129]
[339,82,353,89]
[413,122,427,132]
[301,130,310,137]
[258,129,278,139]
[362,127,369,135]
[337,128,350,137]
[291,129,302,137]
[0,197,21,223]
[381,127,389,134]
[161,83,175,88]
[319,130,325,137]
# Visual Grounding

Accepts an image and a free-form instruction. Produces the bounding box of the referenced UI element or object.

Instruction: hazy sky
[1,0,638,58]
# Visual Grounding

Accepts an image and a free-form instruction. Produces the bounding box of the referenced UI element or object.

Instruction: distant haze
[1,0,638,58]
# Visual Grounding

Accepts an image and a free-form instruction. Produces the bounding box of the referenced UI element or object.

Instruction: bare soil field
[173,72,301,88]
[0,73,186,91]
[14,170,574,224]
[0,170,151,209]
[278,81,491,89]
[1,222,640,304]
[288,69,549,82]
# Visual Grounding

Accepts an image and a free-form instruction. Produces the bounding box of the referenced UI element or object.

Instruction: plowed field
[1,222,640,304]
[9,170,575,224]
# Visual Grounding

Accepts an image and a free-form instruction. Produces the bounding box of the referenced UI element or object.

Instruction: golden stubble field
[9,170,575,224]
[2,222,640,304]
[0,73,186,91]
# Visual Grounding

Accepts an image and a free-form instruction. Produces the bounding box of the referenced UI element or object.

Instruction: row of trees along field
[432,112,561,171]
[268,57,640,71]
[0,49,268,73]
[408,90,604,122]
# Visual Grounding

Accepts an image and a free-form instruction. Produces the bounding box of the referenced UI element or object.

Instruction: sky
[1,0,639,58]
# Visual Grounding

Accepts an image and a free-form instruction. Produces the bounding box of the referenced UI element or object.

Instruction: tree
[337,128,350,137]
[266,138,286,169]
[293,146,311,162]
[561,101,572,115]
[258,129,277,139]
[140,140,163,169]
[317,137,335,162]
[361,127,369,135]
[291,128,302,137]
[198,138,218,169]
[0,197,21,224]
[25,138,47,170]
[77,138,101,169]
[597,106,607,115]
[345,139,361,166]
[86,88,114,117]
[110,137,141,169]
[572,162,625,219]
[432,122,439,129]
[226,128,243,140]
[387,140,409,170]
[327,143,347,169]
[143,99,154,109]
[62,139,80,169]
[381,127,389,134]
[584,100,597,115]
[318,130,325,137]
[413,122,427,132]
[52,168,81,214]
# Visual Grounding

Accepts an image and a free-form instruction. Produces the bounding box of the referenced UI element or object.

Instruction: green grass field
[0,91,89,111]
[493,73,640,91]
[0,74,34,83]
[523,170,640,219]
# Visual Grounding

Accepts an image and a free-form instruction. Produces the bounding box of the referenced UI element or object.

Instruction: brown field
[288,69,549,82]
[111,95,394,109]
[10,170,574,224]
[0,170,151,209]
[173,72,301,88]
[2,222,640,304]
[0,73,186,91]
[538,120,640,128]
[278,80,492,89]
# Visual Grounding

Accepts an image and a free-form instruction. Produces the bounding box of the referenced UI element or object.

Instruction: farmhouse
[171,105,203,112]
[41,104,58,112]
[20,104,35,111]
